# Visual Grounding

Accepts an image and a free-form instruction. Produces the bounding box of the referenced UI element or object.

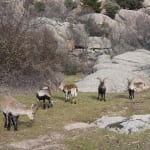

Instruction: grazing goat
[0,95,38,131]
[127,78,135,100]
[59,82,78,104]
[97,77,107,101]
[36,80,53,109]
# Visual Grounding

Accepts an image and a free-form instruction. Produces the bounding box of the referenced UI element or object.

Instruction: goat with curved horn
[97,77,108,101]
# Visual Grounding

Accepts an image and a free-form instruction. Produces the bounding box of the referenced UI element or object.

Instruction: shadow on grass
[54,95,65,102]
[114,94,129,99]
[89,95,98,101]
[18,121,33,128]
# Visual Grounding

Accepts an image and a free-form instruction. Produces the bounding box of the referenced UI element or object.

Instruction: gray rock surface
[94,114,150,134]
[77,49,150,92]
[31,17,87,52]
[143,0,150,7]
[88,37,111,50]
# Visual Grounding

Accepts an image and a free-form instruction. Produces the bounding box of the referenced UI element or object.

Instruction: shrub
[64,0,77,10]
[115,0,143,10]
[81,0,101,13]
[85,18,111,37]
[105,1,120,19]
[34,1,45,12]
[64,63,78,75]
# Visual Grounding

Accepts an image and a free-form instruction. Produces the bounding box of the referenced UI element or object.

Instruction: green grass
[0,89,150,149]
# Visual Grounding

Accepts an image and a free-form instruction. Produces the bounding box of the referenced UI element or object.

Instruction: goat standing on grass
[97,77,107,101]
[36,80,53,109]
[59,82,78,104]
[0,95,38,131]
[127,78,135,100]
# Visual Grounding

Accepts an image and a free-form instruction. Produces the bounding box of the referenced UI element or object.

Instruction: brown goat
[59,82,78,104]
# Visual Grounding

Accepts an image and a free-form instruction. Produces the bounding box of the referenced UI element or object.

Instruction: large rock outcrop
[31,17,87,52]
[79,10,150,54]
[94,114,150,134]
[77,49,150,92]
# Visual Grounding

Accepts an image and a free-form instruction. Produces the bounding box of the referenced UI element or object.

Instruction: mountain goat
[127,78,135,100]
[59,82,78,104]
[36,80,53,109]
[97,77,107,101]
[127,78,146,99]
[0,95,38,131]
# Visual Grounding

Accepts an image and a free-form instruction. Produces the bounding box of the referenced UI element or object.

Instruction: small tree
[64,0,77,10]
[115,0,143,10]
[81,0,101,13]
[85,18,111,37]
[105,1,120,19]
[34,1,45,12]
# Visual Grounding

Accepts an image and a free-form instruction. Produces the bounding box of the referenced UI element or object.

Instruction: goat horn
[47,80,51,85]
[103,77,108,81]
[96,77,101,81]
[127,78,130,82]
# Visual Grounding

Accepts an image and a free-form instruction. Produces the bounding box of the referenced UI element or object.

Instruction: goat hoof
[7,127,10,131]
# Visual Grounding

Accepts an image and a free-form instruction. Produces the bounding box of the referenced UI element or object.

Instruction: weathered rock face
[88,37,111,50]
[112,9,150,54]
[79,13,116,27]
[94,114,150,134]
[77,49,150,92]
[79,10,150,54]
[31,17,87,52]
[143,0,150,7]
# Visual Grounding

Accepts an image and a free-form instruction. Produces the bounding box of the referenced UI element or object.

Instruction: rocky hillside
[0,0,150,88]
[77,49,150,92]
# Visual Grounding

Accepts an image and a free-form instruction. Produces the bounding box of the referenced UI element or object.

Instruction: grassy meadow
[0,75,150,150]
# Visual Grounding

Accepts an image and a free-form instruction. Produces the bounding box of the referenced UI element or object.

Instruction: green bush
[34,1,45,12]
[64,63,78,75]
[64,0,77,10]
[115,0,143,10]
[105,1,120,19]
[85,18,111,37]
[81,0,101,13]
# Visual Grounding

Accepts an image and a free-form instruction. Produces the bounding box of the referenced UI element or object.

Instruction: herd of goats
[0,77,144,131]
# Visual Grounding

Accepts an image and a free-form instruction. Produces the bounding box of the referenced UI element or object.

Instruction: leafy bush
[105,1,120,19]
[64,63,78,75]
[81,0,101,13]
[64,0,77,10]
[115,0,143,10]
[85,18,111,37]
[34,1,45,12]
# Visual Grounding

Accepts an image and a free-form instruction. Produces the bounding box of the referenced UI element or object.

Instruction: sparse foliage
[81,0,101,13]
[64,0,78,10]
[0,1,65,87]
[34,1,45,12]
[85,18,111,37]
[105,1,120,19]
[115,0,144,10]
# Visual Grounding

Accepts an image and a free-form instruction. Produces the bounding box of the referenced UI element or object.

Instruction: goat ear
[103,77,108,81]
